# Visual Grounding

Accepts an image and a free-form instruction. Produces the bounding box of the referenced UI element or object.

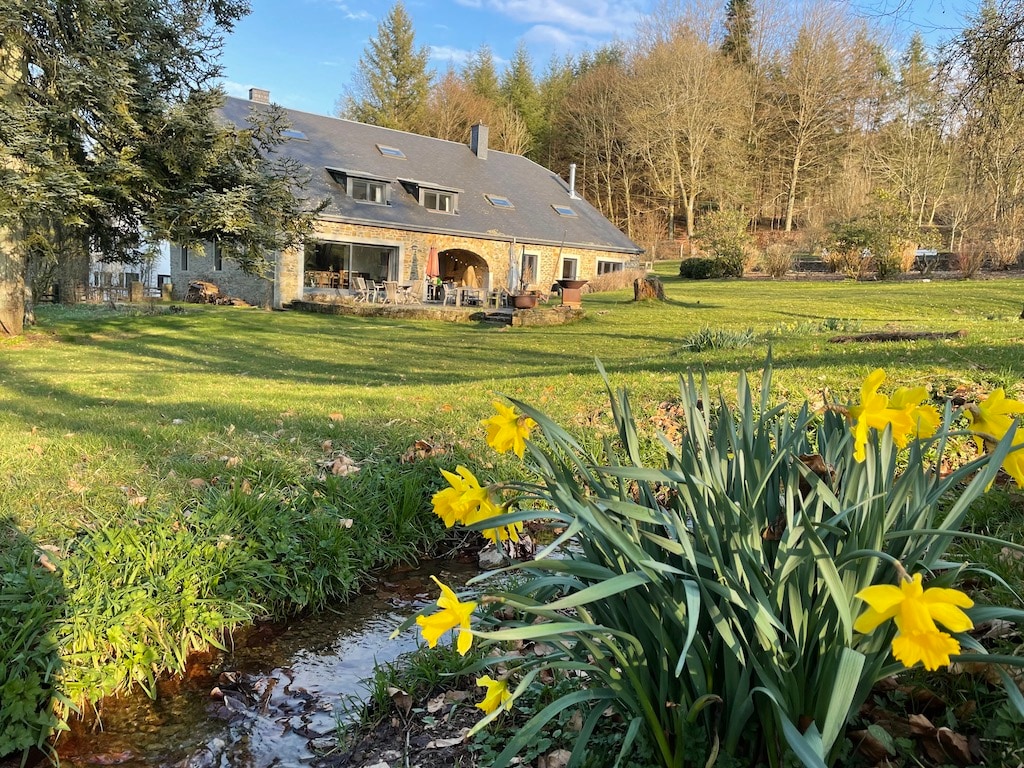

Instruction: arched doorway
[438,249,489,290]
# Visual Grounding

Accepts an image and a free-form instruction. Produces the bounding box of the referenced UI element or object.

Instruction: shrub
[403,362,1024,768]
[583,268,647,294]
[990,235,1023,270]
[759,243,795,279]
[679,257,729,280]
[695,208,751,277]
[955,250,986,278]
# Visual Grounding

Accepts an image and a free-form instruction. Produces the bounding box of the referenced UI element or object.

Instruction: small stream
[53,562,480,768]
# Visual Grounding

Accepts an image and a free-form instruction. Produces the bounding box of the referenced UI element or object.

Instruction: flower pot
[512,294,538,309]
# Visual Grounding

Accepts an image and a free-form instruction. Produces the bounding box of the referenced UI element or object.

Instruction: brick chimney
[248,88,270,104]
[470,122,488,159]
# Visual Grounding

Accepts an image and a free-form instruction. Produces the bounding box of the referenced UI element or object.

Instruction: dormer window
[327,167,391,205]
[352,178,387,204]
[422,189,455,213]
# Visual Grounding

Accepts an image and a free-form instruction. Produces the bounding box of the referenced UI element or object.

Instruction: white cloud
[221,80,253,99]
[429,45,474,66]
[521,24,591,50]
[328,1,372,20]
[484,0,646,36]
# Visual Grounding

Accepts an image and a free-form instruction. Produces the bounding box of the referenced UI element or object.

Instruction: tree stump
[634,276,666,301]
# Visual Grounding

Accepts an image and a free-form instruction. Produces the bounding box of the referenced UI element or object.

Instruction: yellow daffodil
[854,572,974,671]
[465,499,523,544]
[482,401,536,459]
[475,675,513,714]
[415,576,476,655]
[848,369,918,462]
[967,390,1024,488]
[889,385,941,440]
[432,466,491,527]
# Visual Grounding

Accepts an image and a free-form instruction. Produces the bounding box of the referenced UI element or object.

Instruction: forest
[342,0,1024,267]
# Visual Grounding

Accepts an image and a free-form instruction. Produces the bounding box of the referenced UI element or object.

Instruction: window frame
[485,194,514,209]
[561,256,579,280]
[596,260,624,275]
[349,177,389,205]
[421,188,456,214]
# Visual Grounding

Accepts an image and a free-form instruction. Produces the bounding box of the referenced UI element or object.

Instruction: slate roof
[219,97,641,255]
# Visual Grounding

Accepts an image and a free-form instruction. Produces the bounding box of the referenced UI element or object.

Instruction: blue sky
[218,0,976,118]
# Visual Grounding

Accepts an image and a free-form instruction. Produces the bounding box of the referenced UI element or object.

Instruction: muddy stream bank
[50,562,480,768]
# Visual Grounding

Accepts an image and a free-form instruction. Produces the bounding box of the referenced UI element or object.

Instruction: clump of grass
[681,326,757,351]
[583,268,647,294]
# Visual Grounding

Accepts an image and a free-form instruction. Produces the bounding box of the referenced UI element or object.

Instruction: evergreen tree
[0,0,319,337]
[342,1,432,131]
[500,42,541,156]
[722,0,754,65]
[463,44,501,103]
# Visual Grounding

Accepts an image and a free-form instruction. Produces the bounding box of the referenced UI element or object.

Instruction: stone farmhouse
[169,90,642,307]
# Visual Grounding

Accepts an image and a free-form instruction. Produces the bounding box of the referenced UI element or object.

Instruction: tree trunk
[784,147,802,232]
[0,227,25,338]
[633,275,665,301]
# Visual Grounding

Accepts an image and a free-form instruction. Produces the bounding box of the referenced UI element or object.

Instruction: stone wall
[169,222,634,309]
[168,243,273,306]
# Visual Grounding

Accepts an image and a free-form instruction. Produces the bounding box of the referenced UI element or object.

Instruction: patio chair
[383,281,400,305]
[401,279,424,304]
[372,281,386,303]
[441,282,457,306]
[353,276,371,302]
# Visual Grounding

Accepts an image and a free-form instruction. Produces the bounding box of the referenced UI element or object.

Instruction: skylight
[552,204,577,217]
[486,194,514,209]
[377,144,406,158]
[282,129,308,140]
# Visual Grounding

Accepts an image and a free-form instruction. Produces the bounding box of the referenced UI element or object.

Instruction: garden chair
[353,276,371,303]
[383,281,400,304]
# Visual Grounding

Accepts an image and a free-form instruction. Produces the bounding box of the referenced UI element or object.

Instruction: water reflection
[55,562,479,768]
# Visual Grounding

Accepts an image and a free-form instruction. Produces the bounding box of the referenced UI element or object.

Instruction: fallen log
[829,330,966,343]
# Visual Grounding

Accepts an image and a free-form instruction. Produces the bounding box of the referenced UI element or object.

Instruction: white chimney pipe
[568,163,578,199]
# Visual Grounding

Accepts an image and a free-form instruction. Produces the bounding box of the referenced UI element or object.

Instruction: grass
[2,267,1024,756]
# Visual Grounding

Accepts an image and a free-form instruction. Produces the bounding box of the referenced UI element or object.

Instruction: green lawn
[2,270,1023,755]
[3,271,1023,538]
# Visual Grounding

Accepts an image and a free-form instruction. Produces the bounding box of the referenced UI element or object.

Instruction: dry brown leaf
[188,478,208,489]
[908,713,935,736]
[426,733,466,749]
[67,479,87,494]
[225,456,241,468]
[321,440,333,453]
[849,729,892,764]
[37,553,57,573]
[440,403,453,412]
[338,518,354,529]
[444,689,470,703]
[28,444,43,455]
[328,412,344,422]
[240,479,253,495]
[538,749,572,768]
[426,694,447,714]
[936,727,974,766]
[387,687,412,717]
[128,496,148,507]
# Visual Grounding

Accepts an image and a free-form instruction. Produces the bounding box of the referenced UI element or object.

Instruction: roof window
[486,194,514,209]
[552,204,577,217]
[377,144,406,158]
[282,129,308,140]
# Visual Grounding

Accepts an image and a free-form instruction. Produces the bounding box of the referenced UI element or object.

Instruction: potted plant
[512,263,538,309]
